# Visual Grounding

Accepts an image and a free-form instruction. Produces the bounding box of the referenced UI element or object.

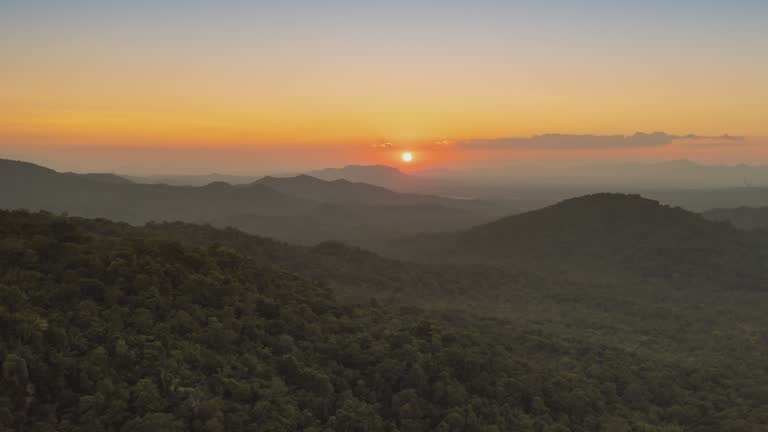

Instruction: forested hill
[0,158,294,223]
[394,193,768,287]
[0,158,516,247]
[137,220,537,304]
[4,210,768,431]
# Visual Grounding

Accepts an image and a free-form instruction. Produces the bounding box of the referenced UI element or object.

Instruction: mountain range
[5,159,768,430]
[0,159,521,246]
[5,157,768,287]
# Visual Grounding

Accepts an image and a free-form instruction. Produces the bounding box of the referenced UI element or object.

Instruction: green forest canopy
[1,210,768,431]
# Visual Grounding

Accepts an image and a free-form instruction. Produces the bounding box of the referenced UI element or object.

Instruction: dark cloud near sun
[457,132,744,150]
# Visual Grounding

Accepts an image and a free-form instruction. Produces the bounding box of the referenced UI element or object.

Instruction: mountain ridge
[392,193,768,287]
[0,158,513,246]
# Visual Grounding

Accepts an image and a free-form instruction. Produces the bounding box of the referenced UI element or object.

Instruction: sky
[1,0,767,173]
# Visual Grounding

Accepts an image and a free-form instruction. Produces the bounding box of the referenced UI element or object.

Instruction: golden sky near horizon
[1,1,767,172]
[2,46,766,147]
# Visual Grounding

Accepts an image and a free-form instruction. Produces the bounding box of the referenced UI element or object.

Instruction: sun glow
[401,152,413,163]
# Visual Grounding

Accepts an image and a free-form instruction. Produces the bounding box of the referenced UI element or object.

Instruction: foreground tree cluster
[1,210,767,431]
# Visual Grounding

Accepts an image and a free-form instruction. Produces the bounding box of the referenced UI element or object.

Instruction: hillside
[0,159,512,247]
[394,193,768,287]
[1,209,530,430]
[3,210,768,431]
[0,158,297,222]
[133,221,536,305]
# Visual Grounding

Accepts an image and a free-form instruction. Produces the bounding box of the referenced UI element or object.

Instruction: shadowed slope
[395,193,768,287]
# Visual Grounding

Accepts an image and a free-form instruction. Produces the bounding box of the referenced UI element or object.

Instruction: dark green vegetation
[0,159,520,247]
[3,208,768,431]
[394,194,768,288]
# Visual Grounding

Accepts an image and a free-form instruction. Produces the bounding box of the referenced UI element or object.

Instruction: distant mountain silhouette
[309,165,413,188]
[394,193,768,286]
[1,158,293,220]
[0,159,513,246]
[68,172,135,184]
[542,160,768,189]
[127,173,260,186]
[254,174,453,205]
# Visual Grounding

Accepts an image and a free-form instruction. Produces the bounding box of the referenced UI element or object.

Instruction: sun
[401,152,413,163]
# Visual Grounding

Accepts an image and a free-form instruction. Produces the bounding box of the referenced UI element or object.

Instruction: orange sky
[2,1,767,173]
[2,55,766,147]
[2,136,767,175]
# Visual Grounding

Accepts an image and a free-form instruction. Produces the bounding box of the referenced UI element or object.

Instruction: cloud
[457,132,744,150]
[368,139,455,151]
[716,134,745,141]
[370,141,395,149]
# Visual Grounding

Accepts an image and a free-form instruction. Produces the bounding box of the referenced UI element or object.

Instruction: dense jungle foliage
[2,210,768,431]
